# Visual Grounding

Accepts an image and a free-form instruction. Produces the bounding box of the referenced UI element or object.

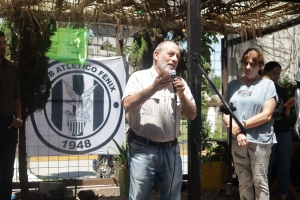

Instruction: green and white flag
[46,27,87,64]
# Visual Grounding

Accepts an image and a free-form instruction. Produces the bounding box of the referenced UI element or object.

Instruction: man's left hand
[172,78,185,94]
[8,120,22,129]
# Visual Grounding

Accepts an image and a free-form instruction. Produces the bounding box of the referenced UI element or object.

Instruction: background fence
[12,113,223,188]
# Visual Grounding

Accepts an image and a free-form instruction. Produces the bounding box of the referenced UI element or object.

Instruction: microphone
[169,69,176,79]
[169,70,176,93]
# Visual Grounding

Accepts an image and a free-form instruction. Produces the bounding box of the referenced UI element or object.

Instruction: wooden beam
[270,0,300,3]
[187,0,202,199]
[12,178,118,189]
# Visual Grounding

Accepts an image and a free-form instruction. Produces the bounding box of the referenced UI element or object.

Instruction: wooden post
[187,0,202,199]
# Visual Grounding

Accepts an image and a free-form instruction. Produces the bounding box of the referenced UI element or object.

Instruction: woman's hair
[240,48,264,66]
[240,48,265,75]
[263,61,282,75]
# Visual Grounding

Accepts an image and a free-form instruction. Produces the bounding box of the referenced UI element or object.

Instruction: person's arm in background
[286,106,291,117]
[285,99,294,117]
[284,89,294,117]
[9,71,22,129]
[9,98,22,129]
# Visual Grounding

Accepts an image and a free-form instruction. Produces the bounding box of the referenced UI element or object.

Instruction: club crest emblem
[63,80,98,136]
[30,59,124,154]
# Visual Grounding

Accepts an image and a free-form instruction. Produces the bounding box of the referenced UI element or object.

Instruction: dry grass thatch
[0,0,299,39]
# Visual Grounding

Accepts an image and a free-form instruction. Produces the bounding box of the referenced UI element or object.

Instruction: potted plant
[112,139,129,197]
[201,121,229,190]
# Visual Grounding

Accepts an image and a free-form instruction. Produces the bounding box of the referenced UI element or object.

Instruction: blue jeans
[128,138,182,200]
[0,122,18,200]
[268,132,292,196]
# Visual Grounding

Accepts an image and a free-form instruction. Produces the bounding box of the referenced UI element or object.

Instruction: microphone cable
[168,82,177,200]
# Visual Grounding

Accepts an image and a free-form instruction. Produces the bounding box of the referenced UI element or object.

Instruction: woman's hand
[237,134,248,148]
[231,122,243,137]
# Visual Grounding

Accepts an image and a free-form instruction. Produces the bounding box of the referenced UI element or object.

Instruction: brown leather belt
[127,129,178,148]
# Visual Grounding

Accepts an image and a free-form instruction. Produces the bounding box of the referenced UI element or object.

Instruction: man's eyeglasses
[242,61,257,67]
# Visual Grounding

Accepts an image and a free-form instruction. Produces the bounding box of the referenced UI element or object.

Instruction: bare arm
[222,97,276,148]
[178,93,196,120]
[284,97,295,117]
[14,99,22,119]
[223,97,276,133]
[222,109,242,136]
[285,107,291,117]
[173,78,196,120]
[285,104,294,117]
[8,98,22,129]
[242,97,276,129]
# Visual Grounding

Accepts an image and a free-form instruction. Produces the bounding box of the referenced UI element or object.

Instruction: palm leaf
[112,138,128,169]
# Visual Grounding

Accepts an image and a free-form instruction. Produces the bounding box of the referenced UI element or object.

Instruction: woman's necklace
[238,76,260,97]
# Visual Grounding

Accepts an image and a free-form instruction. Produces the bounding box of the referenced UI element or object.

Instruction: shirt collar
[150,66,158,79]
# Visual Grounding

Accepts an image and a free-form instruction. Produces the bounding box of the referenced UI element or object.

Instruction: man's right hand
[153,73,172,91]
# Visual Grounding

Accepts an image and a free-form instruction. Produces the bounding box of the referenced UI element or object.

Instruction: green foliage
[196,32,218,93]
[112,139,128,169]
[201,121,214,151]
[278,75,296,99]
[109,44,116,52]
[128,38,147,72]
[8,15,57,118]
[207,75,221,96]
[204,145,228,162]
[201,121,227,162]
[128,28,164,72]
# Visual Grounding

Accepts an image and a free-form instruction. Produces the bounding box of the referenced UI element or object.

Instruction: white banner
[26,57,126,156]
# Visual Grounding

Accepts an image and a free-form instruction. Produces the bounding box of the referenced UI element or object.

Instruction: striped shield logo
[30,59,125,154]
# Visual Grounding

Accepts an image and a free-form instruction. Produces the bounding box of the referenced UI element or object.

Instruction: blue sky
[210,35,222,77]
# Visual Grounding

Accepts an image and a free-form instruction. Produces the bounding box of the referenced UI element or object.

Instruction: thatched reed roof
[0,0,300,40]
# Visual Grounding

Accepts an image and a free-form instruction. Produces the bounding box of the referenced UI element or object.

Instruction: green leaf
[112,139,128,169]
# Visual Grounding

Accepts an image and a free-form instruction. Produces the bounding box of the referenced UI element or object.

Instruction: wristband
[16,118,23,126]
[242,119,247,129]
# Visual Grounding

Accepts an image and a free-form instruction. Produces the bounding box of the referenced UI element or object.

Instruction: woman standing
[264,61,293,200]
[223,48,277,199]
